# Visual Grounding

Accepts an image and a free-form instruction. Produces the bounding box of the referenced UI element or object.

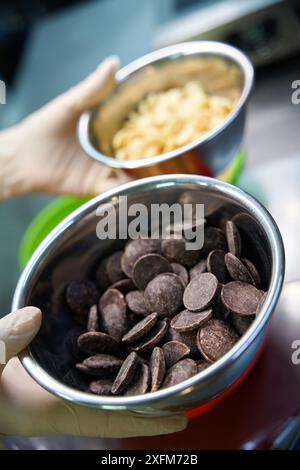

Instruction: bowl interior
[91,52,243,158]
[23,179,272,397]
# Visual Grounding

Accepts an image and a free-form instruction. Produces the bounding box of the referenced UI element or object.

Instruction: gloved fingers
[90,167,131,196]
[48,150,130,198]
[1,357,58,408]
[58,403,187,438]
[0,307,41,376]
[66,56,119,114]
[0,397,187,437]
[0,320,187,438]
[61,163,131,198]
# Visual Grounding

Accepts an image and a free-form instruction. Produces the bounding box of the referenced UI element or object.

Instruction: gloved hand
[0,307,187,437]
[0,57,130,202]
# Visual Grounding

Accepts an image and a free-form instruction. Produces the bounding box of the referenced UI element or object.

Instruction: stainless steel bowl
[13,175,284,415]
[78,42,254,179]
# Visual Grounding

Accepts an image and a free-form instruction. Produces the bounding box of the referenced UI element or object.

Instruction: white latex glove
[0,307,187,437]
[0,57,130,201]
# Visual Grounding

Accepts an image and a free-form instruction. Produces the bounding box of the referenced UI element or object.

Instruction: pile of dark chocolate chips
[63,220,267,396]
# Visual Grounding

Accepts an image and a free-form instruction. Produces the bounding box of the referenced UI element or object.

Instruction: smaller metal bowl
[78,41,254,179]
[13,175,284,416]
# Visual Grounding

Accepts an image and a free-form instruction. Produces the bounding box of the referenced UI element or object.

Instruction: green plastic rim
[19,150,245,269]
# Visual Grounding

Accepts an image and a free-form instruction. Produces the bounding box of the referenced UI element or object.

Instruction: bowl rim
[13,175,284,409]
[77,41,254,170]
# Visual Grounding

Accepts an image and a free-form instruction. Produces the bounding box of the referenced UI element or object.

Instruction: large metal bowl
[78,42,254,179]
[12,175,284,416]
